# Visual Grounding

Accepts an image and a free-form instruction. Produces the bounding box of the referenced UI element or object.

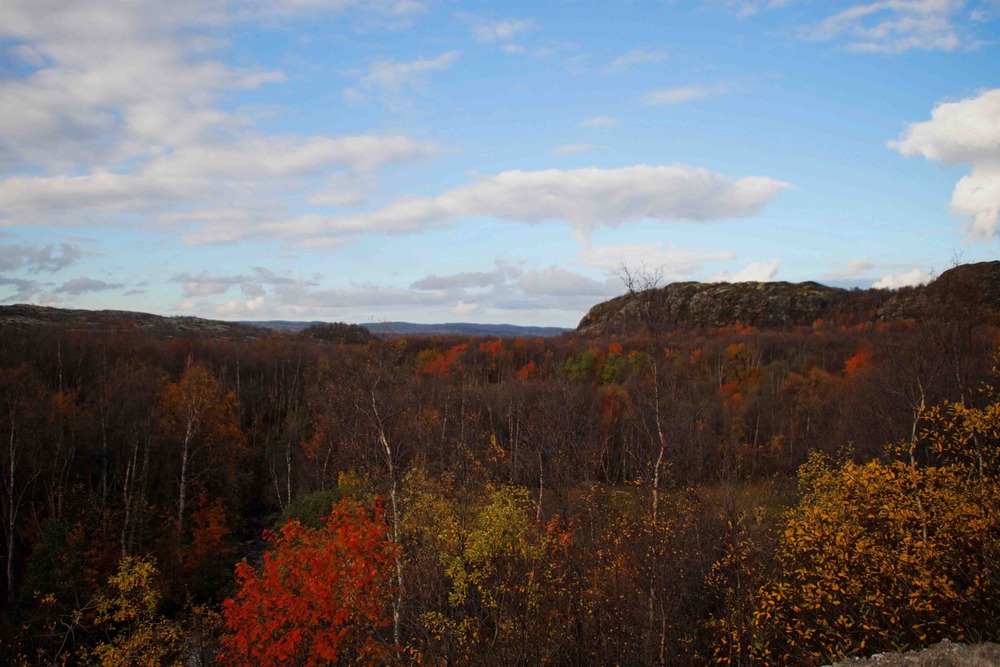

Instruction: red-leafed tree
[219,499,399,667]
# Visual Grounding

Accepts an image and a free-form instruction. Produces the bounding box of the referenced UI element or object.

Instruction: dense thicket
[0,312,996,664]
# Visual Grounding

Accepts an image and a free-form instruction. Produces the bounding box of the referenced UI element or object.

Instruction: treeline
[0,314,997,664]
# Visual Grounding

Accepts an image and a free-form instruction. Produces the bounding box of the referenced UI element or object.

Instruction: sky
[0,0,998,327]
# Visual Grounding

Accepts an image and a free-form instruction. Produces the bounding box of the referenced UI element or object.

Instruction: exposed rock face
[577,261,1000,335]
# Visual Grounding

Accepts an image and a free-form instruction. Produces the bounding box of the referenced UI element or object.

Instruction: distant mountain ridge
[577,261,1000,335]
[0,305,570,339]
[241,320,570,337]
[360,321,570,337]
[0,304,270,338]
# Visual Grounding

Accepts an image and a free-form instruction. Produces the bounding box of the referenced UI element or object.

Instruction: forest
[0,279,998,666]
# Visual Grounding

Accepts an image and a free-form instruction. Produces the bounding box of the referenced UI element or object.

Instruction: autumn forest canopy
[2,265,1000,665]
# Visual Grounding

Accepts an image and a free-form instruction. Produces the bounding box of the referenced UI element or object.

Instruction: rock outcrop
[577,261,1000,335]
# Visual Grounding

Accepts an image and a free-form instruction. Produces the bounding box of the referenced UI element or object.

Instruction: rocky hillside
[0,303,271,339]
[577,261,1000,335]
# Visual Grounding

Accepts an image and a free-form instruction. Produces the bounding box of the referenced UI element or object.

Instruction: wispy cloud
[172,267,316,298]
[576,242,735,280]
[720,0,797,18]
[346,51,460,107]
[715,0,986,53]
[577,116,619,128]
[175,256,620,321]
[0,276,40,303]
[253,0,428,27]
[607,47,668,70]
[472,18,535,43]
[55,277,124,295]
[799,0,971,53]
[409,261,620,315]
[550,143,601,156]
[822,259,877,281]
[643,83,729,105]
[0,242,82,273]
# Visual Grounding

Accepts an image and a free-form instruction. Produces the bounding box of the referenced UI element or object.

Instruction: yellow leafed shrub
[749,388,1000,665]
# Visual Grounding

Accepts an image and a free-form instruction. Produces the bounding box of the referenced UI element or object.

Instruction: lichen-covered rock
[829,640,1000,666]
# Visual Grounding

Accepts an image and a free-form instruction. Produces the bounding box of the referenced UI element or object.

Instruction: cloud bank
[0,0,442,244]
[260,165,788,246]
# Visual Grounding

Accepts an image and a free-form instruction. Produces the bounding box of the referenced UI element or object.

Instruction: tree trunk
[178,414,195,534]
[369,384,404,650]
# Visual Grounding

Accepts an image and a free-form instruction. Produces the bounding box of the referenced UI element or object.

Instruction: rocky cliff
[577,261,1000,335]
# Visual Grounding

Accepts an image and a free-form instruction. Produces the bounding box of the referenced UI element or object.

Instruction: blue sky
[0,0,998,326]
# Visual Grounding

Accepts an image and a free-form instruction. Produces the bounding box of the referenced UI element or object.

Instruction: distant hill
[577,261,1000,335]
[358,321,570,338]
[0,305,570,340]
[244,320,570,337]
[0,304,271,338]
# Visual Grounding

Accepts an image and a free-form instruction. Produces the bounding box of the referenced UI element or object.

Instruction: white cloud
[577,116,619,128]
[951,167,1000,237]
[873,267,934,288]
[891,88,1000,165]
[0,0,287,171]
[643,83,729,105]
[550,143,601,156]
[263,165,788,246]
[891,88,1000,237]
[472,19,535,43]
[712,259,780,282]
[0,134,438,231]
